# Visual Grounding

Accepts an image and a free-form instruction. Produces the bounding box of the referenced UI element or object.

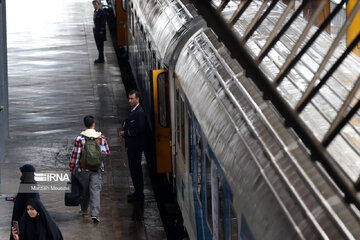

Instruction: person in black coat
[11,198,63,240]
[10,164,40,240]
[92,0,107,63]
[119,90,146,202]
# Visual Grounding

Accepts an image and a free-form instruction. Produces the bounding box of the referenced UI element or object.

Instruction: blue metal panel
[225,193,230,240]
[190,112,204,240]
[207,145,234,240]
[207,147,233,200]
[187,96,236,240]
[240,215,255,240]
[200,148,212,240]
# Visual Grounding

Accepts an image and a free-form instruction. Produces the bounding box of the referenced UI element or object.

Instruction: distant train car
[112,0,360,239]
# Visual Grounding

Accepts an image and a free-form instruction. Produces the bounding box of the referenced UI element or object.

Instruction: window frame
[122,0,126,11]
[206,154,213,233]
[187,112,192,173]
[180,99,185,157]
[195,130,202,201]
[218,175,225,239]
[157,72,170,128]
[176,89,180,147]
[230,205,239,240]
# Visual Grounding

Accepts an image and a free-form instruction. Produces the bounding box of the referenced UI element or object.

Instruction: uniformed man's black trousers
[127,148,144,196]
[94,32,105,61]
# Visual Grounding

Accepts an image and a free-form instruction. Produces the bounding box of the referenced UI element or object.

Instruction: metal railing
[190,0,360,209]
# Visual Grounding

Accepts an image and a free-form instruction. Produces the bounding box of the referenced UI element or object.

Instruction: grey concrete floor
[0,0,166,239]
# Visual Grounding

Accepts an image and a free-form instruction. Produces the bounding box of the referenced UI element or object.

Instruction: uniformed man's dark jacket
[93,8,106,36]
[124,105,145,149]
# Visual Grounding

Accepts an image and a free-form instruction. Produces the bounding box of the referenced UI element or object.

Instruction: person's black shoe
[127,194,144,202]
[94,59,104,64]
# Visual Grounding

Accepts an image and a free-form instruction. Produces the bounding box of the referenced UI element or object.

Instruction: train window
[131,8,135,37]
[188,113,192,173]
[152,51,157,69]
[131,12,134,36]
[218,177,225,239]
[181,100,185,157]
[135,16,139,39]
[206,155,212,233]
[122,0,126,11]
[157,72,170,128]
[147,42,151,66]
[140,29,145,62]
[230,205,238,240]
[176,89,180,147]
[144,34,148,63]
[196,131,202,201]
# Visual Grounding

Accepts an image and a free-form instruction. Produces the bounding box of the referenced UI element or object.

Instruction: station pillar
[0,0,9,163]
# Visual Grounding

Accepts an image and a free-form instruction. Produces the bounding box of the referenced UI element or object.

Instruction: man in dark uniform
[92,0,106,63]
[119,90,146,202]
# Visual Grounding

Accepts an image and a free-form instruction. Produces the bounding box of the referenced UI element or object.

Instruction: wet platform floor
[0,0,166,239]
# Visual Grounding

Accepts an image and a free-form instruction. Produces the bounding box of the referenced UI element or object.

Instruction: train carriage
[110,0,360,239]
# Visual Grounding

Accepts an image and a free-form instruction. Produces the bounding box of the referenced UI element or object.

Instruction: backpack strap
[82,135,99,141]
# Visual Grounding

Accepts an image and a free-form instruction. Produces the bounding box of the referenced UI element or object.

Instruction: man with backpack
[69,115,110,223]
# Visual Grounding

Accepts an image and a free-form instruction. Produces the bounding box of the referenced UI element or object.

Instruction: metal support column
[0,0,9,164]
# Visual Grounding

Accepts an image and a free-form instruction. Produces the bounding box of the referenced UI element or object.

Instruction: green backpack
[80,136,102,170]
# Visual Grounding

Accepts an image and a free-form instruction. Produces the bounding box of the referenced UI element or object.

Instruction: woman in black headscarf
[10,164,40,240]
[12,198,63,240]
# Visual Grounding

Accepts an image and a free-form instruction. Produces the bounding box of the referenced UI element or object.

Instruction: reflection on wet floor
[1,0,166,239]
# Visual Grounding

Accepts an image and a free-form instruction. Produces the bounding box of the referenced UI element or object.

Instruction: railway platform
[0,0,166,239]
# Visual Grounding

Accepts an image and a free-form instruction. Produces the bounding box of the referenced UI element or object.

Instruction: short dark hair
[83,115,95,128]
[92,0,100,4]
[129,90,140,99]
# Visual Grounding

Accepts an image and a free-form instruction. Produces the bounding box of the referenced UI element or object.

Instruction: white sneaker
[91,216,100,223]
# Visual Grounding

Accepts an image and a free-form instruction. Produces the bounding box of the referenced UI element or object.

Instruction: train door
[152,70,172,173]
[116,0,127,46]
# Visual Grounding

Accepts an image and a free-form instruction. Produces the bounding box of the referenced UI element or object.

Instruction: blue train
[108,0,360,239]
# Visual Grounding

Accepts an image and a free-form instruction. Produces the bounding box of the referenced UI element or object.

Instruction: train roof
[131,0,197,59]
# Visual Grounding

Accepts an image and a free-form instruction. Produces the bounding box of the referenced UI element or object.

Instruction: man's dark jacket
[124,105,146,149]
[93,8,106,38]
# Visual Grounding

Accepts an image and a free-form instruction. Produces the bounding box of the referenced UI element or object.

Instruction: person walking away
[92,0,107,63]
[69,115,110,223]
[11,198,63,240]
[119,90,146,202]
[10,164,40,240]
